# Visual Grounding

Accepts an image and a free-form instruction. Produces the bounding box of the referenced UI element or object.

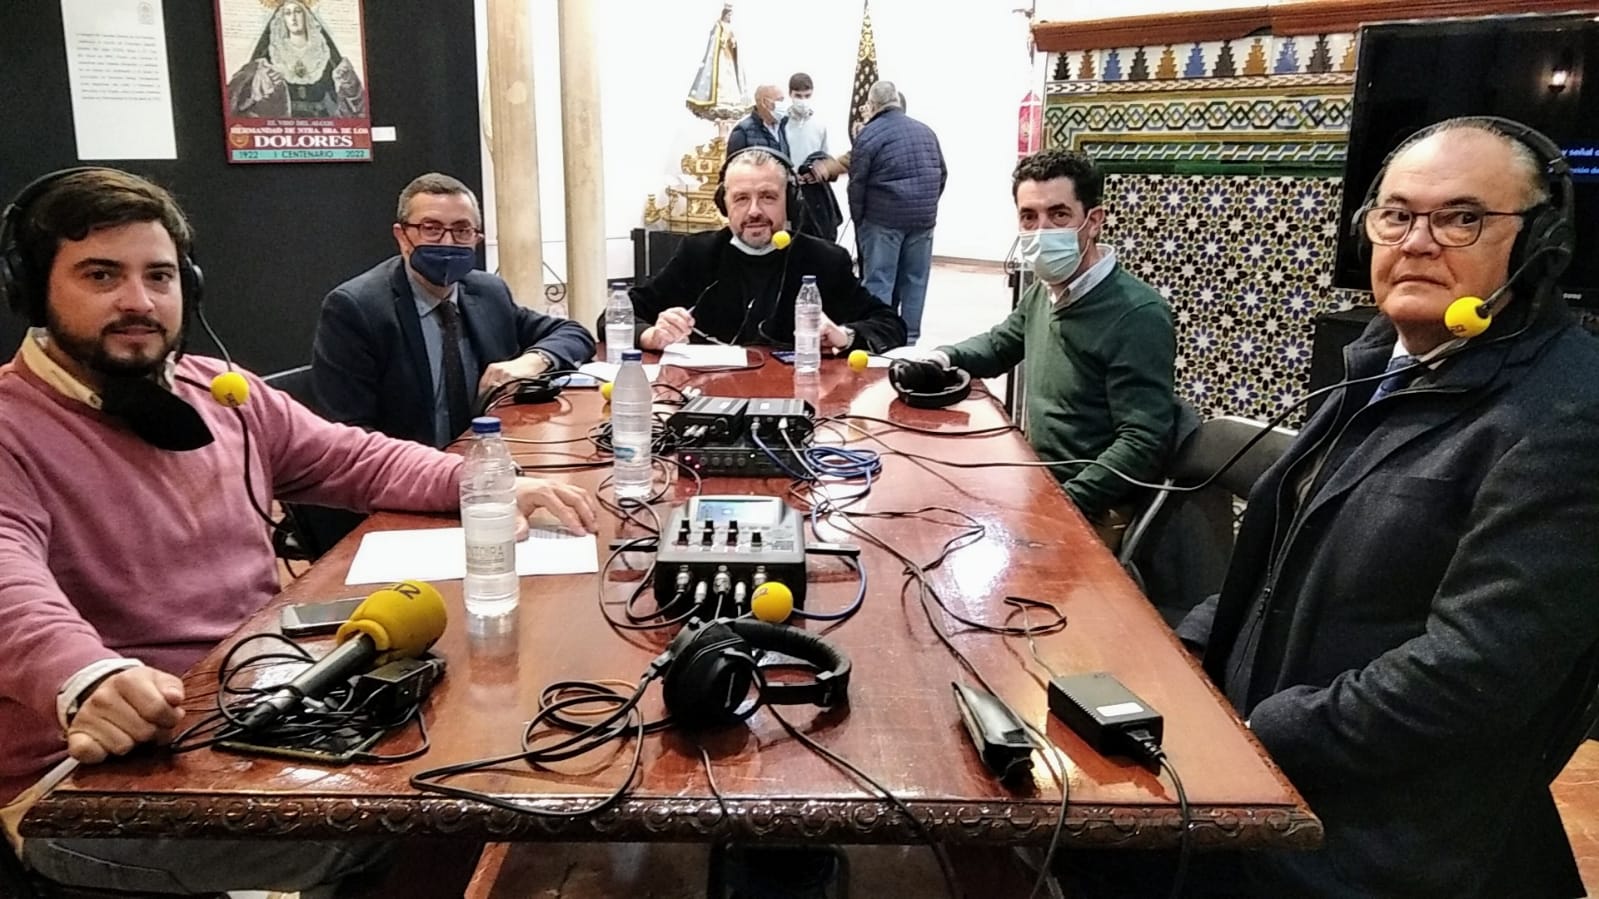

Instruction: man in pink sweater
[0,168,597,894]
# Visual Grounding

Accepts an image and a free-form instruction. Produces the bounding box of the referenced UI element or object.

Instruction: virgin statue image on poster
[216,0,372,162]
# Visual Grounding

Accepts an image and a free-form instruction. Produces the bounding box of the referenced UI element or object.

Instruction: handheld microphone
[239,580,447,732]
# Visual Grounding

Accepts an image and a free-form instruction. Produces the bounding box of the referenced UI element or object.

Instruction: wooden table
[25,352,1319,852]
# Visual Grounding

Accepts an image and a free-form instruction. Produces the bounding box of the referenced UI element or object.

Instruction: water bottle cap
[801,275,817,283]
[471,416,503,434]
[621,349,643,362]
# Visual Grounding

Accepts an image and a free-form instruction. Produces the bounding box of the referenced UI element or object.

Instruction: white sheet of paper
[660,344,749,368]
[343,527,599,586]
[882,346,933,361]
[579,361,661,382]
[59,0,177,160]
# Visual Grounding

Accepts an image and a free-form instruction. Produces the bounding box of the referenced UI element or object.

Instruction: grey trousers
[22,836,392,896]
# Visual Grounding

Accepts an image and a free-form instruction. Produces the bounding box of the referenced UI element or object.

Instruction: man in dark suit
[623,148,906,354]
[1178,119,1599,898]
[313,172,595,448]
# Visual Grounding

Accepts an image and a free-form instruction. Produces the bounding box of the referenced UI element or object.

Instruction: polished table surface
[26,352,1318,850]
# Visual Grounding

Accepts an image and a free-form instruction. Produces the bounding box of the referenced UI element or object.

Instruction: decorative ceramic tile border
[1044,78,1354,170]
[1048,34,1357,83]
[1048,72,1355,96]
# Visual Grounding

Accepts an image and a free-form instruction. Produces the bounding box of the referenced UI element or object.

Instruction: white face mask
[1018,224,1089,285]
[788,99,812,119]
[770,100,789,120]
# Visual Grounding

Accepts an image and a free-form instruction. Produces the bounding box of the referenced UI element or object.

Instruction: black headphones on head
[713,146,805,231]
[652,617,850,730]
[1,167,205,329]
[889,358,972,409]
[1350,116,1575,290]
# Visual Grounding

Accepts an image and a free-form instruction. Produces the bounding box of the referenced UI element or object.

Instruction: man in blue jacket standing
[848,80,945,343]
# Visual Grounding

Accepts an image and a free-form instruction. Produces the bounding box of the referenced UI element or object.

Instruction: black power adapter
[1047,672,1164,769]
[351,656,446,717]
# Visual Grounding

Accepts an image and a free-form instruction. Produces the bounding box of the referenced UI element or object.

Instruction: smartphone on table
[279,596,364,638]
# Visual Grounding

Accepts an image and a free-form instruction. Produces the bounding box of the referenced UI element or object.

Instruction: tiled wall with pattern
[1045,33,1363,424]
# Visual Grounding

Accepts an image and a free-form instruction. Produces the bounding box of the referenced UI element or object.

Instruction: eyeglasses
[399,221,481,243]
[1361,205,1527,248]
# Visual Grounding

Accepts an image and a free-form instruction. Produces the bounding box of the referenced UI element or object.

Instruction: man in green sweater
[924,149,1177,547]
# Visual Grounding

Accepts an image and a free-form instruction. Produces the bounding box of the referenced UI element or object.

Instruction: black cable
[822,414,1019,438]
[768,706,963,899]
[1160,754,1192,899]
[1022,721,1071,899]
[168,632,433,760]
[698,741,731,825]
[410,677,659,818]
[797,500,1071,899]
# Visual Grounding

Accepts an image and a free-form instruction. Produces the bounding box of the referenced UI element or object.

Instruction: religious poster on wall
[214,0,371,163]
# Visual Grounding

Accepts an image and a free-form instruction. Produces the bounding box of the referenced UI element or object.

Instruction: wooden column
[485,0,544,310]
[557,0,607,328]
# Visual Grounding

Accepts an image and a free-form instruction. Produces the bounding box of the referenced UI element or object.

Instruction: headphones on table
[1350,116,1576,338]
[651,617,851,730]
[889,358,972,409]
[713,146,806,233]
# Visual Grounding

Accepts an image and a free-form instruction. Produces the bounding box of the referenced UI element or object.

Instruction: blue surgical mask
[772,101,791,120]
[1018,225,1087,284]
[409,244,476,287]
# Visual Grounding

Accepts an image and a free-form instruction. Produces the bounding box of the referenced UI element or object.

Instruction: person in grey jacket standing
[848,80,945,343]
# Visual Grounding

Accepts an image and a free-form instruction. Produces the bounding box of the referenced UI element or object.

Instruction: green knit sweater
[940,266,1177,519]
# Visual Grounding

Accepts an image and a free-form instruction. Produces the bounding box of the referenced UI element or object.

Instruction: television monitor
[1334,14,1599,308]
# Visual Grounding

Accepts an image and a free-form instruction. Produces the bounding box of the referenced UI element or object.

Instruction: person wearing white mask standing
[781,72,843,240]
[917,149,1177,548]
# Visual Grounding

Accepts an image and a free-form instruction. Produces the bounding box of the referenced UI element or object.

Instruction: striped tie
[1368,354,1417,405]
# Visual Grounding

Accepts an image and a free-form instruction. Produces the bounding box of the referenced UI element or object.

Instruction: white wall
[467,0,1040,279]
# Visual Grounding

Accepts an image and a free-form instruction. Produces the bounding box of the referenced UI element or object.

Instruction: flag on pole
[848,0,879,138]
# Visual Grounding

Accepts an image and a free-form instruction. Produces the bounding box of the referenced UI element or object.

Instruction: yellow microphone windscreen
[210,371,250,407]
[750,581,794,623]
[1444,296,1491,338]
[772,230,792,250]
[336,579,448,663]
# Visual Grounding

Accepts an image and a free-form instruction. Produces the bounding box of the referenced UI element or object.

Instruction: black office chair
[260,365,364,562]
[1119,416,1298,626]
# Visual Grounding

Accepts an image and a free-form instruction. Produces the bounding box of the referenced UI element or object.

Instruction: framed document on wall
[214,0,371,163]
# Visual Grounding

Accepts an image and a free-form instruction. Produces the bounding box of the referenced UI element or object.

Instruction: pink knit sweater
[0,351,462,799]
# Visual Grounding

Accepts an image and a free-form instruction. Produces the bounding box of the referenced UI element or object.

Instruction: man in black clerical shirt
[620,149,906,354]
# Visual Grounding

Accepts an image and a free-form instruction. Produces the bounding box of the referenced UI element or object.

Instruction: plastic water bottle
[605,281,635,364]
[461,416,520,616]
[611,350,653,500]
[794,275,822,373]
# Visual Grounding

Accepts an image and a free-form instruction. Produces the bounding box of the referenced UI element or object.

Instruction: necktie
[436,300,471,438]
[1368,354,1417,405]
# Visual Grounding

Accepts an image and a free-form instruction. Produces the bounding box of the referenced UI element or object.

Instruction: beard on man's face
[738,213,775,247]
[45,308,179,379]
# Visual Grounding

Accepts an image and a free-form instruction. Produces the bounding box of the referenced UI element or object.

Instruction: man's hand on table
[514,477,599,537]
[66,668,185,764]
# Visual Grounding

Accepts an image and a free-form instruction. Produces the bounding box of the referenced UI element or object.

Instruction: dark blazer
[618,228,907,353]
[313,256,595,446]
[1196,294,1599,898]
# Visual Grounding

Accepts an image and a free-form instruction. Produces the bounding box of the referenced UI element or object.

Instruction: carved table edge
[26,793,1322,849]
